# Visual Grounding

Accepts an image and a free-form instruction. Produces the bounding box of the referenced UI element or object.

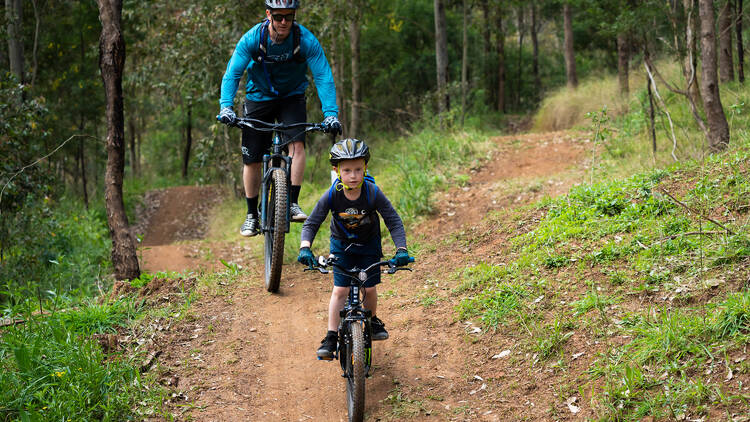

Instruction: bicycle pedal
[317,356,334,361]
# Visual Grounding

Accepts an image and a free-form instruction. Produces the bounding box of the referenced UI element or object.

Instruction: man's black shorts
[241,94,307,164]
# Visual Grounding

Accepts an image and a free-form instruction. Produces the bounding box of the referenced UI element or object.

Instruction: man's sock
[290,185,301,204]
[246,196,258,217]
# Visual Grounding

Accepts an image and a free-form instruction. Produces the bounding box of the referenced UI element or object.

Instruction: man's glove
[217,106,237,125]
[389,249,413,267]
[297,247,316,267]
[323,115,342,135]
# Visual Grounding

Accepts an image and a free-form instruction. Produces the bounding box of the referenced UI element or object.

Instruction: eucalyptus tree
[698,0,730,151]
[97,0,140,280]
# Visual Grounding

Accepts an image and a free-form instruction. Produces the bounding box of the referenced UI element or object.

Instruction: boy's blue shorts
[330,237,382,288]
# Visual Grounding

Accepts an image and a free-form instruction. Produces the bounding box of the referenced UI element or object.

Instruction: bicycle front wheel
[345,322,366,422]
[264,168,287,293]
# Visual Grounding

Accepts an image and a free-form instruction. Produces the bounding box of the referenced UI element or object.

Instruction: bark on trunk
[699,0,731,151]
[531,1,541,101]
[481,0,492,104]
[129,117,138,177]
[434,0,450,116]
[719,0,735,82]
[182,104,192,179]
[329,6,346,137]
[461,0,468,126]
[563,3,578,88]
[97,0,140,280]
[516,6,524,109]
[497,8,506,113]
[349,5,361,136]
[683,0,704,108]
[6,0,25,83]
[737,0,745,82]
[617,32,629,95]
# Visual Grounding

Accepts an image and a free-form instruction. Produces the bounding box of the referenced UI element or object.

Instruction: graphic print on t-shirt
[338,207,369,230]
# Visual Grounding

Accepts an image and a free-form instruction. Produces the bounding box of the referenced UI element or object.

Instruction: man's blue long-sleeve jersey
[220,21,338,117]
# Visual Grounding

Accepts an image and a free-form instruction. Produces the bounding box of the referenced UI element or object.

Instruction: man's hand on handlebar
[322,115,342,135]
[217,106,237,125]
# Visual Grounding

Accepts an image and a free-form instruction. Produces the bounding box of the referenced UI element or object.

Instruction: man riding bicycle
[218,0,342,237]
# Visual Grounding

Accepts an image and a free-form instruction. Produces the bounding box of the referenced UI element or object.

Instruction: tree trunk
[683,0,704,108]
[516,6,524,109]
[6,0,25,84]
[719,0,735,82]
[97,0,140,280]
[31,0,41,86]
[480,0,492,104]
[617,32,629,95]
[349,2,361,136]
[497,8,506,113]
[461,0,468,127]
[531,1,541,101]
[647,77,657,153]
[737,0,745,82]
[329,6,346,137]
[563,3,578,88]
[434,0,450,116]
[129,117,138,177]
[699,0,731,151]
[182,104,192,180]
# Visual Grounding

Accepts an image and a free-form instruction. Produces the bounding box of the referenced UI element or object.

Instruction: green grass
[0,298,167,420]
[450,64,750,419]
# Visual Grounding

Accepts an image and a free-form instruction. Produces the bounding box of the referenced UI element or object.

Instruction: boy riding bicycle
[297,138,413,359]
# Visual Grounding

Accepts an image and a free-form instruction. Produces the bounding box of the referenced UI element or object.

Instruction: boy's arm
[300,192,331,249]
[374,189,407,250]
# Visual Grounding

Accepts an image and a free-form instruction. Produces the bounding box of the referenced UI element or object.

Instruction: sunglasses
[271,13,295,22]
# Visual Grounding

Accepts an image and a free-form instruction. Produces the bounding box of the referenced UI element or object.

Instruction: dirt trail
[143,131,591,421]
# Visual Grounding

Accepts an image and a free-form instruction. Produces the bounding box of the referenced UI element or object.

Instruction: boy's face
[336,158,366,189]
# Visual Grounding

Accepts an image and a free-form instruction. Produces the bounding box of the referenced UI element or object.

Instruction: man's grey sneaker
[290,203,308,222]
[317,332,337,360]
[240,214,259,237]
[371,316,389,341]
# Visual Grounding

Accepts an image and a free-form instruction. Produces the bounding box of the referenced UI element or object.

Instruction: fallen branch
[655,230,724,244]
[0,318,25,328]
[659,188,736,236]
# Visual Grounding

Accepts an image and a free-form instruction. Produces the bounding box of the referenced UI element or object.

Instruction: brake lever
[385,266,413,274]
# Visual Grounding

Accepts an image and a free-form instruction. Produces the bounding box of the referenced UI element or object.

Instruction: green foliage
[1,199,111,311]
[0,300,163,420]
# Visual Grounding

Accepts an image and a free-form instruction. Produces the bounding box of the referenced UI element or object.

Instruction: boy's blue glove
[390,249,413,267]
[297,247,315,267]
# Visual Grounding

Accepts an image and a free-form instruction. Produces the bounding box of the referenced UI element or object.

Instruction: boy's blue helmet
[330,138,370,165]
[266,0,299,9]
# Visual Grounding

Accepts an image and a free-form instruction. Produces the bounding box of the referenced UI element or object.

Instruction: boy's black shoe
[371,316,389,341]
[317,331,337,360]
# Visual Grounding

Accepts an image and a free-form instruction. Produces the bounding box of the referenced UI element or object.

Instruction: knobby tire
[264,168,287,293]
[346,322,366,422]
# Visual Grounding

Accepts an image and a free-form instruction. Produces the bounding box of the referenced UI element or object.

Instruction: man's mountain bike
[231,117,331,292]
[306,255,414,422]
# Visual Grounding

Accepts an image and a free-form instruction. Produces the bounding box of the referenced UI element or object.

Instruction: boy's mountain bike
[231,117,331,292]
[306,255,414,422]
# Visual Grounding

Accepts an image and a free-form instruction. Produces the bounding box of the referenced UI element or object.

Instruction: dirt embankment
[138,131,590,421]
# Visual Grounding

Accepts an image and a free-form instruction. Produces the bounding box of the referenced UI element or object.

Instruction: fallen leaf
[492,350,511,359]
[566,396,580,414]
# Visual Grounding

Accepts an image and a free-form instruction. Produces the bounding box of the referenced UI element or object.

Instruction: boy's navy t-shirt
[300,181,407,254]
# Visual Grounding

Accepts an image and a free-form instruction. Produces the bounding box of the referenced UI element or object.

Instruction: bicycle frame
[260,131,293,235]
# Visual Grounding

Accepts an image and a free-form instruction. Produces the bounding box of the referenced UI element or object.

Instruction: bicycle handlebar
[230,117,331,133]
[304,256,414,276]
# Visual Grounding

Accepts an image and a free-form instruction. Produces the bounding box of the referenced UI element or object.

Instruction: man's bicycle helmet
[330,138,371,165]
[265,0,299,9]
